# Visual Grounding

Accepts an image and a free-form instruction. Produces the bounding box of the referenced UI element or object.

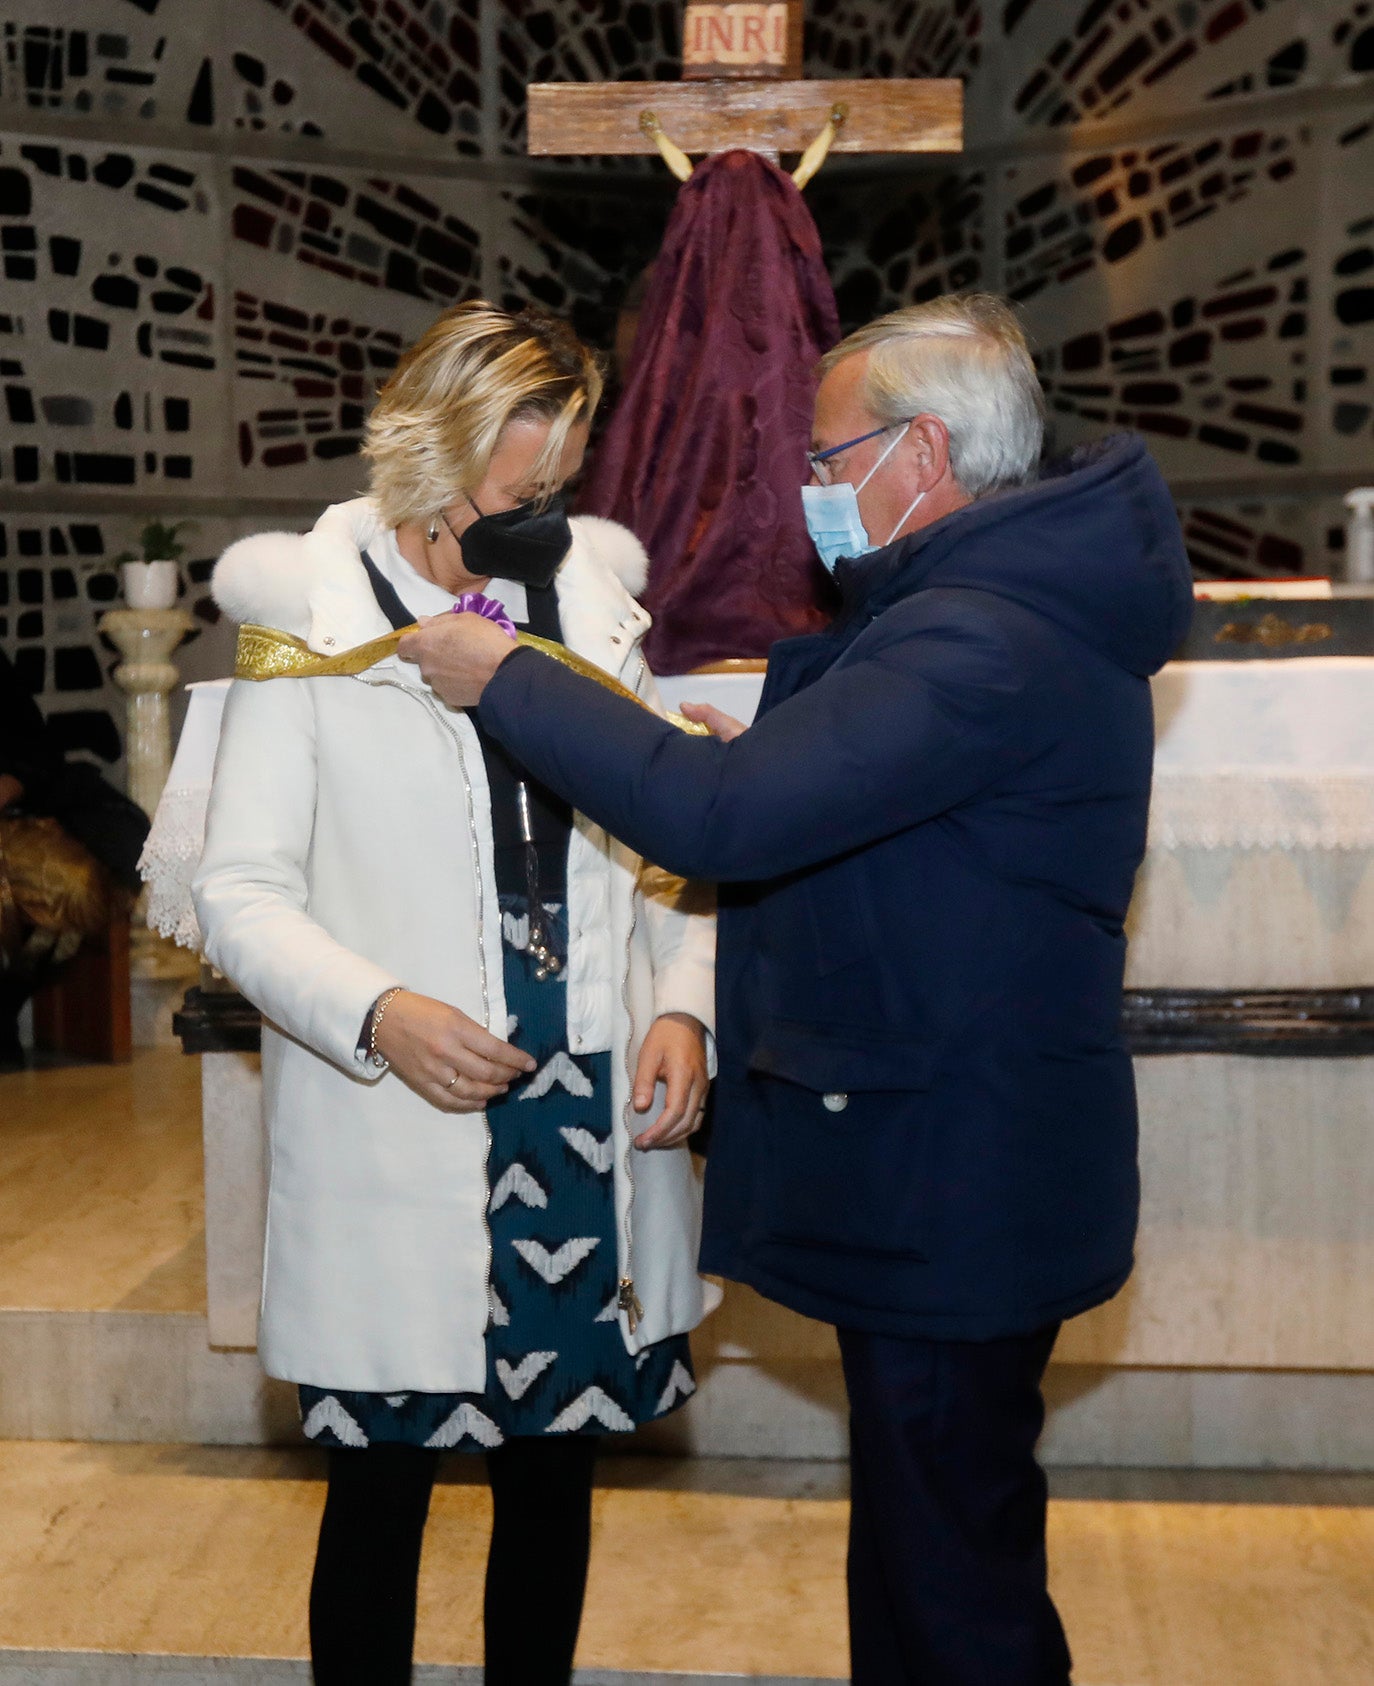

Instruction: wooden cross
[527,1,962,182]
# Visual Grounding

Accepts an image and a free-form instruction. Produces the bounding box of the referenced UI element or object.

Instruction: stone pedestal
[100,608,196,822]
[100,607,199,1041]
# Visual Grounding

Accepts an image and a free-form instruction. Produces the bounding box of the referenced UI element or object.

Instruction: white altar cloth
[1151,659,1373,771]
[1147,660,1374,852]
[1131,660,1374,986]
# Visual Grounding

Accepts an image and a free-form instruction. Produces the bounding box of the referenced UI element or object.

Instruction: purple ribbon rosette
[451,592,517,640]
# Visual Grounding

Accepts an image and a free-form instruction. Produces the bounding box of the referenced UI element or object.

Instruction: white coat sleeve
[634,661,717,1042]
[192,676,402,1077]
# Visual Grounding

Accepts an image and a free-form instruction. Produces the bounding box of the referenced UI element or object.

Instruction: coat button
[822,1092,849,1113]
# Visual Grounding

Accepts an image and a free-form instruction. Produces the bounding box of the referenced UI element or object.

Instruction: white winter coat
[193,499,719,1393]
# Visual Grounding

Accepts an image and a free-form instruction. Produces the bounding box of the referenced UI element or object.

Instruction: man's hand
[397,613,518,709]
[631,1011,710,1151]
[678,702,748,742]
[375,989,536,1113]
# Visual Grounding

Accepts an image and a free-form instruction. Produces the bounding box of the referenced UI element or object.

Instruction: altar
[1064,657,1374,1380]
[151,640,1374,1466]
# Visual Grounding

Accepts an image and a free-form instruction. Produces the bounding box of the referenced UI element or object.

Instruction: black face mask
[458,494,572,590]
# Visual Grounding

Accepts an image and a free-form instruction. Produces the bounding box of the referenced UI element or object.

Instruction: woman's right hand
[374,991,536,1114]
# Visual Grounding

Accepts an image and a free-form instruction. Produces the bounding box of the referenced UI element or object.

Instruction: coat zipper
[356,674,496,1329]
[617,885,645,1335]
[358,622,649,1342]
[616,645,651,1337]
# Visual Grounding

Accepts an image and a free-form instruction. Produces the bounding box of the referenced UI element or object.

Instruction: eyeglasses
[806,421,912,486]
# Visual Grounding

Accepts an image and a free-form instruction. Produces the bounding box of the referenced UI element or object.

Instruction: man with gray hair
[403,293,1195,1684]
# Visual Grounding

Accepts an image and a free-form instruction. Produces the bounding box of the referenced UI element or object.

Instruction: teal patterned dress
[299,895,696,1450]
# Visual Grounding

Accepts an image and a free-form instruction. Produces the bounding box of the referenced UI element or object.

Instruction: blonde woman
[193,303,716,1685]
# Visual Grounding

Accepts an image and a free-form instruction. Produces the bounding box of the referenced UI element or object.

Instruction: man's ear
[905,414,952,490]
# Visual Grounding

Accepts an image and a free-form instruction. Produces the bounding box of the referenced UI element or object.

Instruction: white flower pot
[121,560,179,610]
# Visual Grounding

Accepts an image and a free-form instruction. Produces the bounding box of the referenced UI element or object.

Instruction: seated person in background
[0,647,148,1067]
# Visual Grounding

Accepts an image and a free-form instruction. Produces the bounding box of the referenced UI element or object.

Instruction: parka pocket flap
[748,1020,936,1094]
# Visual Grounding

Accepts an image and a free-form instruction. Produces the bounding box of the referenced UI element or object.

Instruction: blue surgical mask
[801,423,926,574]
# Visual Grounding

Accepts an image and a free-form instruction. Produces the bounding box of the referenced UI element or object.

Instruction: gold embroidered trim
[233,621,710,734]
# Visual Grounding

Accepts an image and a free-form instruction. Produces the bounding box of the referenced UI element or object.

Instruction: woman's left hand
[631,1011,709,1151]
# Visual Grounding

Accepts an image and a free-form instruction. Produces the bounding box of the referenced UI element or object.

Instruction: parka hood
[845,433,1194,678]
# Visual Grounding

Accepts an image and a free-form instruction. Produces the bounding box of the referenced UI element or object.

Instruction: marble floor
[0,1443,1369,1684]
[0,1051,204,1315]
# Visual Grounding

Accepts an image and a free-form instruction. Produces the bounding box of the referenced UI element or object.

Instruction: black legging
[309,1435,599,1685]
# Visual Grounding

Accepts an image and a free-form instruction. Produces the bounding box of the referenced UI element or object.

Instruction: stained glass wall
[1,1,1368,777]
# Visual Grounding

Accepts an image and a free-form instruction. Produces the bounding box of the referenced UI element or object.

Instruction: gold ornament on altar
[1215,613,1334,648]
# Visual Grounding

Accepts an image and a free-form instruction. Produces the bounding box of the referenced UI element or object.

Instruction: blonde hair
[364,301,604,529]
[821,294,1045,497]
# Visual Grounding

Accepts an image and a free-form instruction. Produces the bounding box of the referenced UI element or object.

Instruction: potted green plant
[115,519,193,610]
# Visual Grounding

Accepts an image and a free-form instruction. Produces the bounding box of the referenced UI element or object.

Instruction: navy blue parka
[479,434,1194,1339]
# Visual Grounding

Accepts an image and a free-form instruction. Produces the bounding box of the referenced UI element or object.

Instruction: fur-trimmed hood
[212,499,652,666]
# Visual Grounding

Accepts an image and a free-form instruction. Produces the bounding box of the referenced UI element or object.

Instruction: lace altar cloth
[1148,659,1374,852]
[1147,769,1374,852]
[140,661,1374,952]
[138,680,230,951]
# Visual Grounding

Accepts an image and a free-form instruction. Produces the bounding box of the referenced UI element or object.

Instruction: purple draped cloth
[578,150,841,674]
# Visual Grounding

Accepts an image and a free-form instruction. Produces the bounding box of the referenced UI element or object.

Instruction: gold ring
[446,1073,460,1091]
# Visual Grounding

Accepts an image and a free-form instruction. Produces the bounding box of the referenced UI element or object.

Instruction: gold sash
[233,622,711,734]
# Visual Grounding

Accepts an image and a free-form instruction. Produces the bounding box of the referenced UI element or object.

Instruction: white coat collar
[212,499,654,683]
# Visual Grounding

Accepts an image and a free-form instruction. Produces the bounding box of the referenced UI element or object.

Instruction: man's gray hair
[821,294,1046,497]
